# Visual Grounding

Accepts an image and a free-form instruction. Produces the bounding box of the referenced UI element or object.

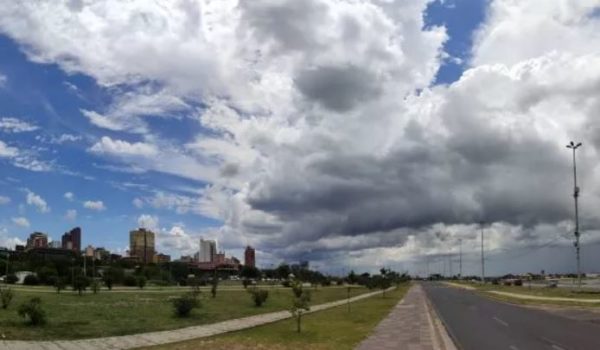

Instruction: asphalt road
[422,283,600,350]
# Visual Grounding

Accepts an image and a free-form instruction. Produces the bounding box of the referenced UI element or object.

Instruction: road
[422,283,600,350]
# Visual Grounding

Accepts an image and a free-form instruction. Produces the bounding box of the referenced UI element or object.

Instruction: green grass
[0,285,368,340]
[452,281,600,307]
[145,284,410,350]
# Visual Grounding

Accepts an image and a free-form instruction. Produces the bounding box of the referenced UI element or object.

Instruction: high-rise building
[129,228,155,264]
[244,246,256,268]
[49,240,62,249]
[85,245,95,257]
[198,238,217,263]
[62,227,81,252]
[26,232,48,250]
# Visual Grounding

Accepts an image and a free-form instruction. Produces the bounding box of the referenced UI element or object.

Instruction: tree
[5,274,18,284]
[73,276,90,296]
[0,288,13,309]
[347,270,358,284]
[137,276,147,289]
[54,277,66,294]
[17,297,46,325]
[103,275,113,290]
[290,281,311,333]
[36,266,58,285]
[123,275,137,287]
[275,264,291,280]
[240,266,260,280]
[91,280,101,294]
[23,274,40,286]
[210,270,218,298]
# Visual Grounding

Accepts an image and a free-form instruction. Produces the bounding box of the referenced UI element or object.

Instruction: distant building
[49,240,62,249]
[198,239,217,263]
[85,245,95,257]
[179,255,194,263]
[215,252,226,265]
[129,228,155,264]
[244,246,256,268]
[156,253,171,264]
[94,247,110,261]
[26,232,48,250]
[62,227,81,252]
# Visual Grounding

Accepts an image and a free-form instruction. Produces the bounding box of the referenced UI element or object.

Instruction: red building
[244,246,256,268]
[62,227,81,252]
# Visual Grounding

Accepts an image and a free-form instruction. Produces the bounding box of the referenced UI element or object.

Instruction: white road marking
[493,316,509,327]
[551,345,565,350]
[540,336,567,350]
[509,346,519,350]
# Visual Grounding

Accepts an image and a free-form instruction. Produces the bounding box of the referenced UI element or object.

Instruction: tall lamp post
[480,222,485,284]
[567,141,582,289]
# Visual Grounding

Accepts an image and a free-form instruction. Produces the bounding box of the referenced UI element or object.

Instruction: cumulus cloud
[137,214,159,231]
[0,73,6,87]
[83,200,106,211]
[0,140,18,157]
[11,217,30,228]
[0,117,38,133]
[64,192,74,201]
[65,209,77,221]
[26,190,50,213]
[0,227,25,249]
[2,0,600,272]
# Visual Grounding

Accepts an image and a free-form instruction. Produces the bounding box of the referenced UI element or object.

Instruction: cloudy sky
[0,0,599,275]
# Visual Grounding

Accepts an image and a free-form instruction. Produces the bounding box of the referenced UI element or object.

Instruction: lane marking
[493,316,509,327]
[540,336,568,350]
[509,346,519,350]
[551,345,565,350]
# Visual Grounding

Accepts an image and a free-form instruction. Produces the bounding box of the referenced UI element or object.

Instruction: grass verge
[144,283,410,350]
[0,285,368,340]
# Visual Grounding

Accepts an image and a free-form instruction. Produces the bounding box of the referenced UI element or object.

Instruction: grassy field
[449,281,600,307]
[0,285,368,340]
[145,284,409,350]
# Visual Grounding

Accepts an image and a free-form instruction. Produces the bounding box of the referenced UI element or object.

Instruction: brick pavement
[356,284,456,350]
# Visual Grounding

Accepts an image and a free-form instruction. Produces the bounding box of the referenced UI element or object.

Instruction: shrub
[73,276,90,296]
[123,275,137,287]
[514,279,523,287]
[248,288,269,307]
[137,276,147,289]
[17,297,46,325]
[172,293,200,317]
[6,274,18,284]
[23,274,40,286]
[1,288,14,309]
[242,279,251,289]
[91,280,101,294]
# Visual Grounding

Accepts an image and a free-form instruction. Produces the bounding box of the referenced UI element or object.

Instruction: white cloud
[83,200,106,211]
[89,136,158,157]
[0,227,25,250]
[0,73,6,87]
[65,209,77,221]
[0,117,38,133]
[0,140,18,157]
[132,197,144,208]
[11,217,30,228]
[137,214,159,232]
[26,190,50,213]
[64,192,74,201]
[0,195,10,205]
[36,133,82,144]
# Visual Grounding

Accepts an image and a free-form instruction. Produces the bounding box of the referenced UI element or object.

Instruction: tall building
[244,246,256,268]
[129,228,155,264]
[62,227,81,252]
[85,245,95,257]
[49,240,62,249]
[198,238,217,263]
[26,232,48,250]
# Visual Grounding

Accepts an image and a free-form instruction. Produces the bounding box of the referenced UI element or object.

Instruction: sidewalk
[488,290,600,303]
[356,284,456,350]
[1,288,389,350]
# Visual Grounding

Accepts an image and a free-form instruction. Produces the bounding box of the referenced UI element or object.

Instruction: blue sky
[0,0,488,259]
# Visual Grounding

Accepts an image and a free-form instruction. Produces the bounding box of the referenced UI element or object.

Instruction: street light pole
[459,239,462,279]
[567,141,582,289]
[480,222,485,284]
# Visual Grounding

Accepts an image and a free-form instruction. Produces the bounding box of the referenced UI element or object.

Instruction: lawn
[0,285,368,340]
[145,284,410,350]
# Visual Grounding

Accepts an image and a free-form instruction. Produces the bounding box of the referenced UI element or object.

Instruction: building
[26,232,48,250]
[155,253,171,264]
[198,238,217,263]
[178,255,194,263]
[215,252,226,265]
[62,227,81,252]
[85,245,95,257]
[244,246,256,268]
[94,247,110,261]
[129,228,155,264]
[49,240,62,249]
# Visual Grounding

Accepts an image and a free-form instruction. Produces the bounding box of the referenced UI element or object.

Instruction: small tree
[210,271,218,298]
[23,274,40,286]
[103,275,113,291]
[248,288,269,307]
[137,276,147,289]
[73,276,90,296]
[172,293,200,317]
[91,280,101,294]
[123,275,137,287]
[54,277,66,294]
[242,279,251,289]
[17,297,46,325]
[6,274,18,284]
[1,288,14,309]
[290,281,311,333]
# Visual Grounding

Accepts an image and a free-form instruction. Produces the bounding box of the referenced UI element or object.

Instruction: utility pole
[567,141,583,289]
[459,239,462,279]
[480,222,485,284]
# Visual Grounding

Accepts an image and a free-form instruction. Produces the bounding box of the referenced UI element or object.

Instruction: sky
[1,0,600,276]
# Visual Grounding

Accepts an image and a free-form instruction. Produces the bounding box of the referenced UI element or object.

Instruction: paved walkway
[356,284,456,350]
[488,290,600,303]
[1,288,389,350]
